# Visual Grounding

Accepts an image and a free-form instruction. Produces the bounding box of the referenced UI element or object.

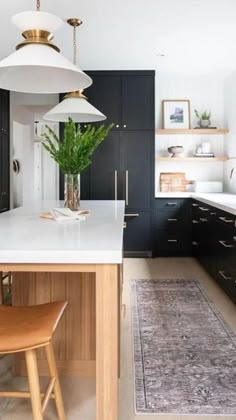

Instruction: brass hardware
[67,18,83,27]
[219,240,234,248]
[125,214,139,217]
[63,91,88,100]
[67,18,83,66]
[16,30,60,52]
[219,270,233,280]
[114,170,118,201]
[125,170,129,206]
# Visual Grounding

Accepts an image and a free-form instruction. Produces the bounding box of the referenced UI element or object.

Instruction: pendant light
[44,18,106,122]
[0,1,92,94]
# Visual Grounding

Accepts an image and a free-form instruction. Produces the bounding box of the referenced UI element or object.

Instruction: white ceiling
[1,0,236,78]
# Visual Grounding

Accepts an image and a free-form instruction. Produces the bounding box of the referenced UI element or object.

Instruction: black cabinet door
[86,75,121,129]
[124,212,152,253]
[120,131,153,210]
[0,90,9,135]
[122,75,154,130]
[89,131,121,200]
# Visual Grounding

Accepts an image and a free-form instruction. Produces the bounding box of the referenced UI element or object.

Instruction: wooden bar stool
[0,301,67,420]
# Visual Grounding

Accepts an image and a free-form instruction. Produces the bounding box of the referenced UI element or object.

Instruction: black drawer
[156,209,189,232]
[156,229,191,255]
[155,198,189,211]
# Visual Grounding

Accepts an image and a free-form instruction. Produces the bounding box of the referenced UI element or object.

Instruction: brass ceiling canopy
[67,18,83,27]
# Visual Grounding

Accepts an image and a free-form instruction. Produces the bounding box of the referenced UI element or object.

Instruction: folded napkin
[40,208,90,222]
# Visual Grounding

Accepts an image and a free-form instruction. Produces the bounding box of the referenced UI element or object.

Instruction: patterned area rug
[131,279,236,415]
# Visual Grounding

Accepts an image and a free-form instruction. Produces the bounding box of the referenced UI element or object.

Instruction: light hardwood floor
[0,257,236,419]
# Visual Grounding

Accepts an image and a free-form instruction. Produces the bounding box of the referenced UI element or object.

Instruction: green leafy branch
[41,118,113,174]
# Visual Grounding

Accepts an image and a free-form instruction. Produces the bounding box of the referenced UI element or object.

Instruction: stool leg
[25,349,43,420]
[45,342,66,420]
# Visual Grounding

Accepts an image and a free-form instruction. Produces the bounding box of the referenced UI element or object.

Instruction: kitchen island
[0,200,125,420]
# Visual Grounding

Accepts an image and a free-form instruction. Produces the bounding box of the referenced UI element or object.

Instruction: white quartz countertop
[155,192,236,215]
[0,201,125,264]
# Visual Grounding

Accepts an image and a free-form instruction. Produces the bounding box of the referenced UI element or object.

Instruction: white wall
[223,70,236,193]
[155,73,225,194]
[10,94,59,208]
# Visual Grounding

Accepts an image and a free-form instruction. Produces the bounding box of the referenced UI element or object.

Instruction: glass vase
[64,174,80,211]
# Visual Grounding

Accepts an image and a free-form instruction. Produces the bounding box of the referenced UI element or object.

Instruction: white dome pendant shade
[0,11,92,93]
[44,18,106,123]
[44,91,106,122]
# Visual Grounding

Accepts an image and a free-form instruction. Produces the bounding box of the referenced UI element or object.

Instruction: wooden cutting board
[160,172,194,192]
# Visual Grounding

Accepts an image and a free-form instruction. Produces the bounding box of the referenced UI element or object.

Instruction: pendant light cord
[36,0,40,11]
[73,25,77,65]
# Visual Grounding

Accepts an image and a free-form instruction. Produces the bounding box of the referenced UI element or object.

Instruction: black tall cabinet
[60,71,155,256]
[0,89,10,213]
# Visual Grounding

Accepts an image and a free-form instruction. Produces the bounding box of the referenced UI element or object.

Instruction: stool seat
[0,301,67,353]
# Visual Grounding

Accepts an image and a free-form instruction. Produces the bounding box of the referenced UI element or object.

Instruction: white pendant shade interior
[0,8,92,94]
[44,93,106,122]
[44,18,106,122]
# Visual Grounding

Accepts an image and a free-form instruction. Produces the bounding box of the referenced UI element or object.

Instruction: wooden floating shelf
[156,128,229,135]
[156,157,228,162]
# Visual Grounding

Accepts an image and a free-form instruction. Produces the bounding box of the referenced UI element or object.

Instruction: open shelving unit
[156,128,229,135]
[156,156,228,162]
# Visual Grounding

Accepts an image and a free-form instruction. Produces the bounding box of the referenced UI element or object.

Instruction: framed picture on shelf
[162,99,191,129]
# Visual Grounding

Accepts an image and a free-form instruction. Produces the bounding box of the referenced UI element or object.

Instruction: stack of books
[194,153,215,158]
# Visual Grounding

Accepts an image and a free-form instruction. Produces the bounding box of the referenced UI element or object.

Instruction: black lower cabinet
[154,198,192,256]
[124,212,152,256]
[191,199,236,303]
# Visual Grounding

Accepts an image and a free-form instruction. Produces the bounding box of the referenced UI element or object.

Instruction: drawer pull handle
[192,203,199,207]
[210,212,217,215]
[200,218,208,222]
[168,239,178,242]
[192,241,199,246]
[168,218,177,222]
[166,202,177,206]
[123,222,127,229]
[219,217,234,223]
[219,270,233,280]
[199,207,209,211]
[192,220,199,224]
[219,240,234,248]
[125,214,139,217]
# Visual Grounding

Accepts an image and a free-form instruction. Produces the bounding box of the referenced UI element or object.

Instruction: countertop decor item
[0,0,92,93]
[167,145,184,157]
[42,118,113,210]
[194,109,211,128]
[162,100,190,129]
[131,279,236,415]
[44,18,106,123]
[160,172,193,192]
